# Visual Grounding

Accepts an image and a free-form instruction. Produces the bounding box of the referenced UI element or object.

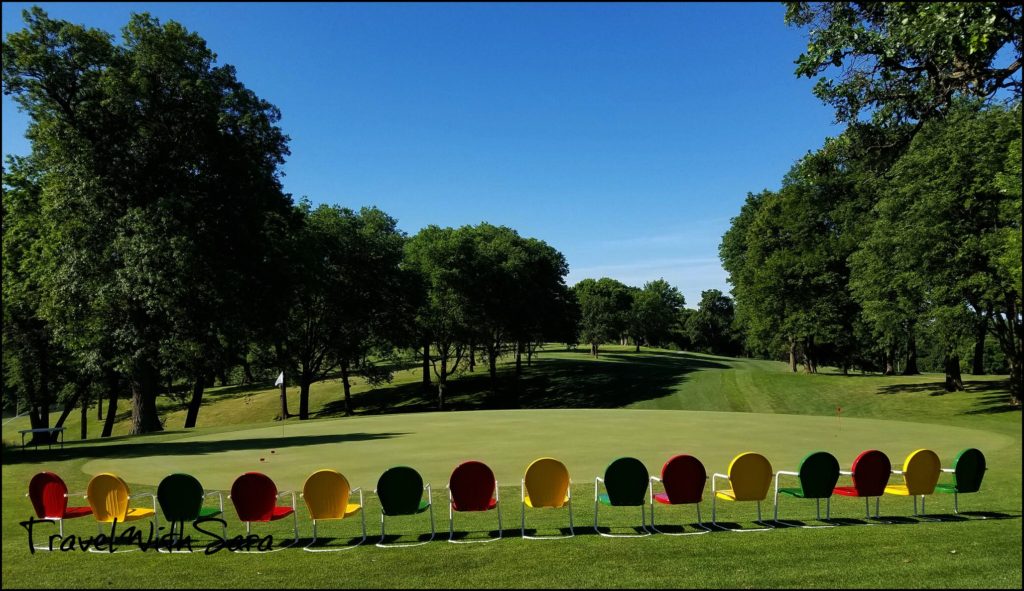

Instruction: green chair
[375,466,435,548]
[157,473,226,551]
[772,451,840,528]
[935,448,987,515]
[594,457,650,538]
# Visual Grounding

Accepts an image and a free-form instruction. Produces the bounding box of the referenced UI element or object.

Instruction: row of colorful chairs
[26,448,986,551]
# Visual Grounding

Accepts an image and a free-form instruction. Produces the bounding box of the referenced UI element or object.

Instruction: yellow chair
[884,449,941,517]
[85,473,158,553]
[520,457,573,539]
[711,452,774,532]
[300,469,366,552]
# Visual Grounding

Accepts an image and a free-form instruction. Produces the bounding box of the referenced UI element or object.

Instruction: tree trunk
[102,370,119,438]
[515,341,523,377]
[527,343,534,366]
[788,338,797,373]
[488,345,499,383]
[279,374,290,420]
[422,341,431,389]
[97,394,103,421]
[437,354,447,411]
[883,344,895,376]
[943,354,965,392]
[903,330,920,375]
[972,317,987,375]
[341,361,353,417]
[299,369,312,420]
[54,387,82,434]
[635,340,641,352]
[130,361,163,435]
[81,394,88,440]
[184,374,204,429]
[242,358,255,385]
[592,342,600,358]
[468,341,475,372]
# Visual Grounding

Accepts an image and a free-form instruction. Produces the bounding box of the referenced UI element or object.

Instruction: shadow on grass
[315,349,729,418]
[874,379,1019,415]
[2,432,408,466]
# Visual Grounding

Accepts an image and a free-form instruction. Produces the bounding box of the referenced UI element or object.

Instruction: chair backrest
[449,461,496,511]
[377,466,426,516]
[660,455,706,504]
[302,469,351,520]
[849,449,891,497]
[524,457,570,508]
[230,472,278,522]
[951,448,986,493]
[157,473,206,522]
[726,452,772,501]
[901,449,940,495]
[87,473,130,522]
[603,457,649,506]
[797,451,841,499]
[29,472,69,519]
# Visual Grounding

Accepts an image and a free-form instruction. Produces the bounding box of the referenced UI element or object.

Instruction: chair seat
[240,506,295,522]
[884,484,911,496]
[313,504,362,520]
[714,490,737,501]
[384,499,431,516]
[197,506,223,519]
[598,493,644,507]
[95,507,155,523]
[653,492,701,505]
[524,494,568,509]
[832,486,871,497]
[777,487,806,498]
[452,498,497,512]
[57,506,93,519]
[934,484,959,494]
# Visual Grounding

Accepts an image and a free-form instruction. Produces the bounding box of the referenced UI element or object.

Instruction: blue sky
[2,2,844,307]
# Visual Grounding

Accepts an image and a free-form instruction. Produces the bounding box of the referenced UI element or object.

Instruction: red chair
[649,455,710,535]
[833,450,892,520]
[447,461,502,543]
[26,472,93,550]
[229,472,299,551]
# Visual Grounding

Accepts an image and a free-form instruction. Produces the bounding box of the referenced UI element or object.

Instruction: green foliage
[686,289,741,356]
[628,279,685,348]
[572,277,634,355]
[2,8,294,432]
[786,1,1022,125]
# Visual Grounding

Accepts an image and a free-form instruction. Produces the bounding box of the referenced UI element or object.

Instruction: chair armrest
[711,473,729,493]
[594,476,603,501]
[494,480,499,502]
[277,490,297,509]
[424,483,432,506]
[774,470,799,491]
[838,470,853,476]
[567,479,572,500]
[891,470,903,475]
[521,478,526,502]
[941,468,956,473]
[204,490,225,512]
[650,476,662,483]
[130,492,155,500]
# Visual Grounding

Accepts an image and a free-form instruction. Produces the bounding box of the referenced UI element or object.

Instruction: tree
[786,1,1022,126]
[572,278,634,357]
[278,202,407,420]
[404,225,477,410]
[3,9,295,433]
[630,279,685,350]
[687,290,741,356]
[858,102,1021,397]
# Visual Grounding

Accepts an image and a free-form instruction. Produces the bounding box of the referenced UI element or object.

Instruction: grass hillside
[3,346,1015,443]
[2,346,1019,588]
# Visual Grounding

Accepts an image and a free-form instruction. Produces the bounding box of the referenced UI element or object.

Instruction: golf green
[80,408,1011,493]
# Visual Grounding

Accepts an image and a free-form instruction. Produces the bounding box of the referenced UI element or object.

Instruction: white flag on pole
[275,372,284,386]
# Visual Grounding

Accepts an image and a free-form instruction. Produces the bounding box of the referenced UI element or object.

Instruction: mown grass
[1,346,1020,588]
